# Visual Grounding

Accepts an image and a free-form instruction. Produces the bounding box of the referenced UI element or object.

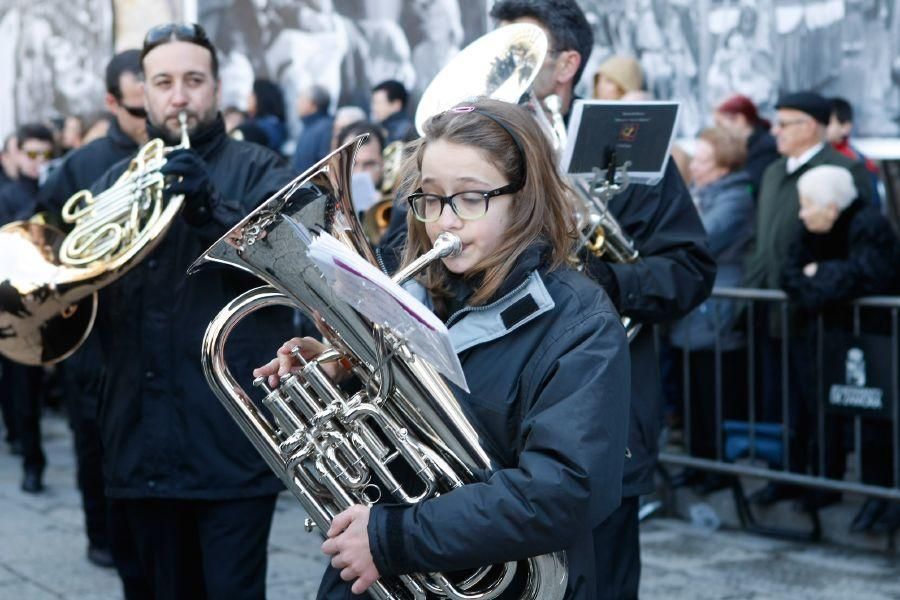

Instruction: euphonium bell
[0,112,190,365]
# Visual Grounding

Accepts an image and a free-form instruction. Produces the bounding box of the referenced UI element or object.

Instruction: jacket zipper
[445,274,534,329]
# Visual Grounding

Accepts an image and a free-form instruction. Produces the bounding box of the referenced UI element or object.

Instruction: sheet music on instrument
[307,231,469,392]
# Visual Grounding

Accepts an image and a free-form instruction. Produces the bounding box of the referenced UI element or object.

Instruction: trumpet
[0,112,190,365]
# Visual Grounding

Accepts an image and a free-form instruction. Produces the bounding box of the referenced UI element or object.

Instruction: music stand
[560,100,680,186]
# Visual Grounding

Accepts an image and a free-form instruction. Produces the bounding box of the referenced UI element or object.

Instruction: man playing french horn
[85,24,297,599]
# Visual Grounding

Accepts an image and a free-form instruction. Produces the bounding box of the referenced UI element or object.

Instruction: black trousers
[1,358,44,472]
[108,495,278,600]
[0,358,17,444]
[593,496,640,599]
[68,398,108,548]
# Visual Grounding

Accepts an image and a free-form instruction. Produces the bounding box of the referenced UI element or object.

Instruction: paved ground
[1,412,899,599]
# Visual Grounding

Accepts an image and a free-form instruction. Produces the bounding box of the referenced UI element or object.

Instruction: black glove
[581,251,621,309]
[160,148,220,226]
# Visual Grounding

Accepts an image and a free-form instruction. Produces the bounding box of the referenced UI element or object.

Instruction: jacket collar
[402,267,556,354]
[786,142,825,174]
[107,119,140,152]
[146,113,228,159]
[446,270,555,353]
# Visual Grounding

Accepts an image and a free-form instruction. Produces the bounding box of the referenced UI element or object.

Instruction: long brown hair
[398,98,576,306]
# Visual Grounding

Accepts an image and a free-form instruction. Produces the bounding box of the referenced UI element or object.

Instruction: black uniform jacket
[89,116,298,499]
[0,176,38,226]
[321,245,631,599]
[37,120,141,410]
[584,162,715,496]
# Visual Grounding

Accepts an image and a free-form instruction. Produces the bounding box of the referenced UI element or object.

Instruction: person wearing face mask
[86,23,298,599]
[254,99,631,599]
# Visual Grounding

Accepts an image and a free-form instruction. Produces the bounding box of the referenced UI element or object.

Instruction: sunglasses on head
[24,149,53,160]
[143,22,210,47]
[141,22,218,76]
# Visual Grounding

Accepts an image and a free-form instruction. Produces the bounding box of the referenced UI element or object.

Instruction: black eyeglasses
[119,101,147,119]
[407,182,521,223]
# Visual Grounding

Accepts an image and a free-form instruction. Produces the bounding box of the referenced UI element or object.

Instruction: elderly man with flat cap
[743,91,874,508]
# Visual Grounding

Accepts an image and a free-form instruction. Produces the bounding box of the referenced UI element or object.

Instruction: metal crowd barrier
[657,287,900,537]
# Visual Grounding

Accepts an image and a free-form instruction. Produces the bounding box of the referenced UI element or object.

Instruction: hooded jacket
[319,245,631,599]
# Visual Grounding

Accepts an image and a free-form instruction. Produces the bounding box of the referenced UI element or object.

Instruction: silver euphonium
[189,137,568,599]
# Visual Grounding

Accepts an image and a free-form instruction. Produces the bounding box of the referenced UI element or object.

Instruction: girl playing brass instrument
[255,99,630,599]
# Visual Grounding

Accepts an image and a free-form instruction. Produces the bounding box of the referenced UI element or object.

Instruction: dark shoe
[870,502,900,535]
[794,490,842,513]
[21,470,44,494]
[748,482,804,507]
[850,498,887,533]
[87,545,115,568]
[693,473,735,496]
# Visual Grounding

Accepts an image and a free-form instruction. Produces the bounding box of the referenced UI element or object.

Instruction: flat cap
[775,91,830,125]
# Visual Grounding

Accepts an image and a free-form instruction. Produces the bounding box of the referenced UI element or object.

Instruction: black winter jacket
[782,199,900,311]
[0,176,38,226]
[744,126,779,199]
[583,161,715,495]
[320,246,631,599]
[89,115,298,499]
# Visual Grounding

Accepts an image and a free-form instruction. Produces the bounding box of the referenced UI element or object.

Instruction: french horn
[0,113,190,365]
[190,137,568,599]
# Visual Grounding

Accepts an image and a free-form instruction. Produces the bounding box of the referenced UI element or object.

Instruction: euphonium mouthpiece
[433,232,462,258]
[390,232,462,285]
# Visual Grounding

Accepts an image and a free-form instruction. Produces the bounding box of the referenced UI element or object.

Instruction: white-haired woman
[783,164,898,305]
[782,164,900,533]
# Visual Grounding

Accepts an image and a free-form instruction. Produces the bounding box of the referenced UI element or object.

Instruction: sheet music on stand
[306,231,469,392]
